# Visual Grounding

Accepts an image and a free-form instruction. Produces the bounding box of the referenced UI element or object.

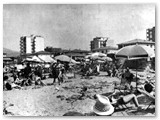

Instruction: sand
[3,72,155,116]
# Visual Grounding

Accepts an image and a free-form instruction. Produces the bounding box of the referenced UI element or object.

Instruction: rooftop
[117,39,155,45]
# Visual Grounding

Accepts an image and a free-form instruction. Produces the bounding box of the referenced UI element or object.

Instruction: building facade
[90,37,109,51]
[90,37,117,54]
[146,26,155,42]
[20,35,44,55]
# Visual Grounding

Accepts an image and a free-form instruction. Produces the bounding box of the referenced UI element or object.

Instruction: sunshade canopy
[38,55,56,63]
[55,55,72,62]
[24,56,43,63]
[115,45,155,60]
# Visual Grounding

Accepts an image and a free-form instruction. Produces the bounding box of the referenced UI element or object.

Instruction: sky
[3,4,155,51]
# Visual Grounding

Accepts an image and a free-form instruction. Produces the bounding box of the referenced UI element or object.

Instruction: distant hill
[3,48,20,57]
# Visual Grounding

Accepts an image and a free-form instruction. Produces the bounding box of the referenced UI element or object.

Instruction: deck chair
[103,85,129,110]
[110,96,129,111]
[137,88,155,110]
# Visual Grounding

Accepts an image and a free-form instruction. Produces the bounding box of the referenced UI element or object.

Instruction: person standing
[35,64,43,80]
[24,63,32,79]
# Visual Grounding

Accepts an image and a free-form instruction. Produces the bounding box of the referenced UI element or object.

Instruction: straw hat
[93,94,114,116]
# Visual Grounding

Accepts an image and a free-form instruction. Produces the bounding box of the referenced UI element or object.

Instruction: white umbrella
[32,56,44,63]
[70,59,80,64]
[101,56,113,61]
[55,55,71,62]
[85,52,107,60]
[38,55,56,63]
[91,52,107,57]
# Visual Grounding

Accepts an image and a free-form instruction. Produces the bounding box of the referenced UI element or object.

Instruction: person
[3,75,12,90]
[79,86,88,100]
[95,63,100,74]
[51,60,64,85]
[94,92,142,112]
[106,64,112,77]
[23,63,32,79]
[109,93,141,110]
[3,75,21,90]
[35,64,43,80]
[21,63,32,86]
[64,62,70,73]
[124,67,134,84]
[120,69,131,90]
[12,71,18,82]
[138,81,155,97]
[112,65,118,77]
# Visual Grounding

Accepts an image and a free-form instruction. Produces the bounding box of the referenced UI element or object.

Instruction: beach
[3,72,155,116]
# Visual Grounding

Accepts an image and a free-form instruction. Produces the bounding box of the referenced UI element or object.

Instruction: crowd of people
[3,59,75,90]
[3,62,45,90]
[3,56,156,116]
[2,58,137,91]
[78,59,120,78]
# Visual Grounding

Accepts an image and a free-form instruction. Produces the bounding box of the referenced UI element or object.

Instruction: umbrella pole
[136,60,137,90]
[136,69,137,90]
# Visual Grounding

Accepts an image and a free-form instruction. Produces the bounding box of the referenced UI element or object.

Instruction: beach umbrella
[85,52,107,59]
[70,59,80,64]
[115,44,155,90]
[38,55,56,63]
[91,52,107,57]
[32,56,44,63]
[97,60,105,63]
[101,56,113,62]
[115,45,155,60]
[24,56,43,63]
[55,55,72,62]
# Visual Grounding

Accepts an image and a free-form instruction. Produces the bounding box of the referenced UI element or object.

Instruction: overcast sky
[3,4,155,51]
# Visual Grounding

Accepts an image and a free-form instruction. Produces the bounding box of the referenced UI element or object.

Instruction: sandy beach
[3,72,155,116]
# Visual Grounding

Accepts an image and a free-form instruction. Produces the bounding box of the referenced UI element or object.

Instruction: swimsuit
[117,97,125,105]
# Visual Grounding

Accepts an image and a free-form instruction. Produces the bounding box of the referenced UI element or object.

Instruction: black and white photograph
[3,4,155,116]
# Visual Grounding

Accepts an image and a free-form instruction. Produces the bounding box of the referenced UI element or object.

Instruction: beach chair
[110,96,128,111]
[103,85,129,110]
[137,87,155,110]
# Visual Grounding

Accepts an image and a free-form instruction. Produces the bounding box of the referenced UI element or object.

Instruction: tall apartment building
[146,26,155,42]
[20,35,44,55]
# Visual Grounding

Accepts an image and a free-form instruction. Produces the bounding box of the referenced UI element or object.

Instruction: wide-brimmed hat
[93,94,114,116]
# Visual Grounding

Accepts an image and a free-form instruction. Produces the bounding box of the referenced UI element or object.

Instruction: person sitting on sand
[3,75,21,90]
[3,76,12,90]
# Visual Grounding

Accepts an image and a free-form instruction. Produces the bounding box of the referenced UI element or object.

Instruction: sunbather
[94,92,142,110]
[111,94,141,109]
